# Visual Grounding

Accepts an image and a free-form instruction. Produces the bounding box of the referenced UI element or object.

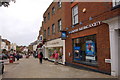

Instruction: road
[1,56,116,78]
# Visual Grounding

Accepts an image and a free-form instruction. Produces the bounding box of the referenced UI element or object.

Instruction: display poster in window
[86,40,95,56]
[74,47,81,60]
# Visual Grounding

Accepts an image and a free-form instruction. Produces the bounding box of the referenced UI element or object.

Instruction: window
[52,7,55,14]
[71,0,75,3]
[44,30,46,38]
[52,24,55,34]
[72,5,78,25]
[44,17,46,22]
[58,0,62,8]
[73,34,97,66]
[48,12,50,20]
[48,27,50,35]
[113,0,120,6]
[115,0,120,5]
[58,19,62,31]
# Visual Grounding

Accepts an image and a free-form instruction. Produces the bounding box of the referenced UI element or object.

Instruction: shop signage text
[69,21,101,34]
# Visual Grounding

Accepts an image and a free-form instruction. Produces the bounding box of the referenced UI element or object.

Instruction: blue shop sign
[74,47,80,50]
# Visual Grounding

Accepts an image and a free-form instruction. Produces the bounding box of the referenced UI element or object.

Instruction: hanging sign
[61,31,67,40]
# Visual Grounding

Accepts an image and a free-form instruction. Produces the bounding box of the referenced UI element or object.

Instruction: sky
[0,0,53,46]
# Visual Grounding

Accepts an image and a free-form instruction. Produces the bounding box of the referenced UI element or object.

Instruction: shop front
[44,38,65,64]
[65,21,111,74]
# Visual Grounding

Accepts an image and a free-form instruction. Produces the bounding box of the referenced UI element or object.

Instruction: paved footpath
[1,56,117,78]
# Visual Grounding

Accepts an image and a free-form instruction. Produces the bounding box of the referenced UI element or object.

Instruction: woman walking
[38,51,43,64]
[54,51,59,65]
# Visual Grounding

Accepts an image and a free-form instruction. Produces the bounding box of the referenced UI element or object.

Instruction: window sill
[73,60,98,67]
[72,23,79,27]
[111,4,120,10]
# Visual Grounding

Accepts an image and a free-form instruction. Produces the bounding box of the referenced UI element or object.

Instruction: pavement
[0,56,117,78]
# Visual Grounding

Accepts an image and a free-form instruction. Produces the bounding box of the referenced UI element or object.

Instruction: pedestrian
[38,51,43,64]
[16,52,20,61]
[54,50,59,65]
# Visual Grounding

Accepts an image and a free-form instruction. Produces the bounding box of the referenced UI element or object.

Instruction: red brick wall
[42,2,67,41]
[65,2,112,73]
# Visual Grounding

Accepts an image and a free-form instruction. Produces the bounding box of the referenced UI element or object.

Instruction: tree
[0,0,16,7]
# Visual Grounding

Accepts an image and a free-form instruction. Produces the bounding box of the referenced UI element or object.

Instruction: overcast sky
[0,0,53,46]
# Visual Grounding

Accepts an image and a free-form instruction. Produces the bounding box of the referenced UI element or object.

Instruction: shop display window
[48,47,63,62]
[73,34,97,66]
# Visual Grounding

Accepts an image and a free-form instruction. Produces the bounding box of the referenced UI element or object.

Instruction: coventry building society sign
[68,21,101,34]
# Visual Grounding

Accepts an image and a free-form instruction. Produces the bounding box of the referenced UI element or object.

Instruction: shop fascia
[68,21,102,34]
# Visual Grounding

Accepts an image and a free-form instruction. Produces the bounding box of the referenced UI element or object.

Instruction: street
[0,56,116,78]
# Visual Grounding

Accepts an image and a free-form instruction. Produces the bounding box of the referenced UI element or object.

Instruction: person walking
[16,52,20,61]
[54,51,59,65]
[38,51,43,64]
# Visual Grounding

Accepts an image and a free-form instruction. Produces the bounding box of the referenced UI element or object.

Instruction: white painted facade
[1,42,6,50]
[10,43,16,50]
[103,16,120,77]
[22,47,28,53]
[33,45,37,51]
[45,38,65,64]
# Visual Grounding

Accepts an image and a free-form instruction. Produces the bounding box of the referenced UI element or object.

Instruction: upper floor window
[72,5,78,25]
[52,7,55,14]
[48,12,50,20]
[71,0,75,3]
[58,0,62,8]
[44,17,46,22]
[113,0,120,6]
[58,19,62,31]
[48,27,50,35]
[44,30,46,38]
[52,24,55,34]
[115,0,120,5]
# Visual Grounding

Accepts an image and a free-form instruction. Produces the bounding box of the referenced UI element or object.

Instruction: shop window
[58,0,62,8]
[72,5,78,25]
[52,24,55,34]
[73,34,97,66]
[58,19,62,31]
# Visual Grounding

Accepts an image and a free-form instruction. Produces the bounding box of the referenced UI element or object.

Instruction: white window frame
[52,24,55,34]
[112,0,120,6]
[58,0,62,8]
[48,12,50,20]
[52,7,55,14]
[58,19,62,31]
[72,5,78,25]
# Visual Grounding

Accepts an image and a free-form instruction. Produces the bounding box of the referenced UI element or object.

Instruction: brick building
[38,2,72,64]
[38,0,120,76]
[64,1,120,76]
